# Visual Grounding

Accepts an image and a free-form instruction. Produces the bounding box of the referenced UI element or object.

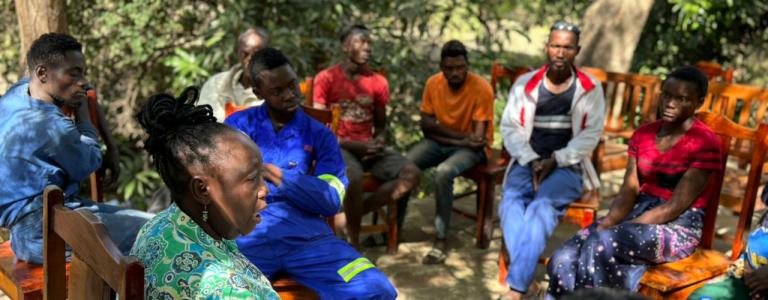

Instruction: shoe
[422,248,447,264]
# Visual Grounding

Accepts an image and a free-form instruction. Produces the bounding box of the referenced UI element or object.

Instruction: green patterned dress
[130,204,280,300]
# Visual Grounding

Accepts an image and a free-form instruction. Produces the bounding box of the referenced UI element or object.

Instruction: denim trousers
[405,138,485,239]
[499,163,582,292]
[9,200,152,264]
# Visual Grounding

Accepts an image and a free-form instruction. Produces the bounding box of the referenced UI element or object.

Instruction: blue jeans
[405,138,485,239]
[499,163,582,292]
[9,200,152,265]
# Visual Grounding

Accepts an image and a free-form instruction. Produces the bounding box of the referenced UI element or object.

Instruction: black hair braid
[137,86,229,197]
[139,87,217,154]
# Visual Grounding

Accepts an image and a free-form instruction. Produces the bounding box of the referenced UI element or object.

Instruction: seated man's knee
[371,279,397,300]
[525,200,559,220]
[346,166,364,185]
[399,164,421,186]
[340,269,397,300]
[363,273,397,300]
[434,163,459,181]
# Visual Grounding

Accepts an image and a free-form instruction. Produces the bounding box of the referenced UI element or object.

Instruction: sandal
[422,248,447,265]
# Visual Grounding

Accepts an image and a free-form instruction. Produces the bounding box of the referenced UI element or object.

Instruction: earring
[202,204,208,222]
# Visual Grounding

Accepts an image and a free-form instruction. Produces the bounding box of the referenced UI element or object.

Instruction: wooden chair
[43,185,144,300]
[0,89,107,300]
[637,112,768,299]
[696,61,735,84]
[303,71,400,254]
[302,104,341,134]
[0,242,54,300]
[699,83,768,214]
[301,76,315,106]
[581,67,661,173]
[271,278,318,300]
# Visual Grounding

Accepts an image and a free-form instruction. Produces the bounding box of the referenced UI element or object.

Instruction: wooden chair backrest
[302,105,341,134]
[43,185,144,300]
[299,105,341,231]
[301,76,315,106]
[696,112,768,258]
[696,61,735,84]
[581,67,661,137]
[490,63,532,96]
[700,82,768,162]
[701,83,768,126]
[489,63,534,163]
[62,88,104,202]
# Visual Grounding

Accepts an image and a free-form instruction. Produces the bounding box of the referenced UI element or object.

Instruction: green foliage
[115,144,161,208]
[164,48,211,90]
[632,0,768,82]
[3,0,767,206]
[2,0,589,204]
[0,1,20,92]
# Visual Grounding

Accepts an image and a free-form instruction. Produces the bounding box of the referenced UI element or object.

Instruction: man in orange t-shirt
[406,40,494,264]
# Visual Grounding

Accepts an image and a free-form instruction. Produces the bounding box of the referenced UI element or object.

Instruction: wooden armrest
[603,130,634,140]
[640,249,729,292]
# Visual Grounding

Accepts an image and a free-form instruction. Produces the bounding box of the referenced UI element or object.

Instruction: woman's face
[660,78,702,124]
[204,132,267,239]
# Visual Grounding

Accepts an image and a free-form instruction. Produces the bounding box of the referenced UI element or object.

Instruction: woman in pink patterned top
[546,66,722,298]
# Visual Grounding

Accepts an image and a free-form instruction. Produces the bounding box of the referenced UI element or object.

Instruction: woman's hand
[630,168,712,225]
[596,220,616,232]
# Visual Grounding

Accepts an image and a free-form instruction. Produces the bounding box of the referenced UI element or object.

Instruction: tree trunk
[14,0,68,73]
[576,0,654,73]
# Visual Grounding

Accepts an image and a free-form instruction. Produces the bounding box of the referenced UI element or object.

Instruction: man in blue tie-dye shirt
[0,33,150,264]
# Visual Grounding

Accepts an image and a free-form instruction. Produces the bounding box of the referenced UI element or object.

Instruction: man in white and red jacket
[497,21,606,300]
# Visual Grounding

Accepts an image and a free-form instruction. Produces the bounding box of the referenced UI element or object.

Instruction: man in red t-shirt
[313,25,420,248]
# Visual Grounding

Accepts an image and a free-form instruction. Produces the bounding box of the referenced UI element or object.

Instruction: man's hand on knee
[533,157,556,191]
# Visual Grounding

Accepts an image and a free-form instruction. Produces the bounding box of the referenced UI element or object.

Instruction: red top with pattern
[312,64,389,142]
[628,120,722,208]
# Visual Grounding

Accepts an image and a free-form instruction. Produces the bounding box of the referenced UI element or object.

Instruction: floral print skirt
[546,193,704,298]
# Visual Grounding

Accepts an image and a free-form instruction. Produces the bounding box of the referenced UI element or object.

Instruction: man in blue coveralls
[225,47,397,299]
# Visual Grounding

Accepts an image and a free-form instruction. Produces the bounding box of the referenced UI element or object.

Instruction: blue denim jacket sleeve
[273,127,348,217]
[44,116,102,181]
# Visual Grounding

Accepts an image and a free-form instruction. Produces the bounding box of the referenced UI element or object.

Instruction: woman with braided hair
[130,87,279,299]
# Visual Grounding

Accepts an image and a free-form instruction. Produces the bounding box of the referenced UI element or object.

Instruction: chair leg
[386,201,398,254]
[475,177,494,249]
[498,238,508,285]
[578,209,594,229]
[482,179,495,249]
